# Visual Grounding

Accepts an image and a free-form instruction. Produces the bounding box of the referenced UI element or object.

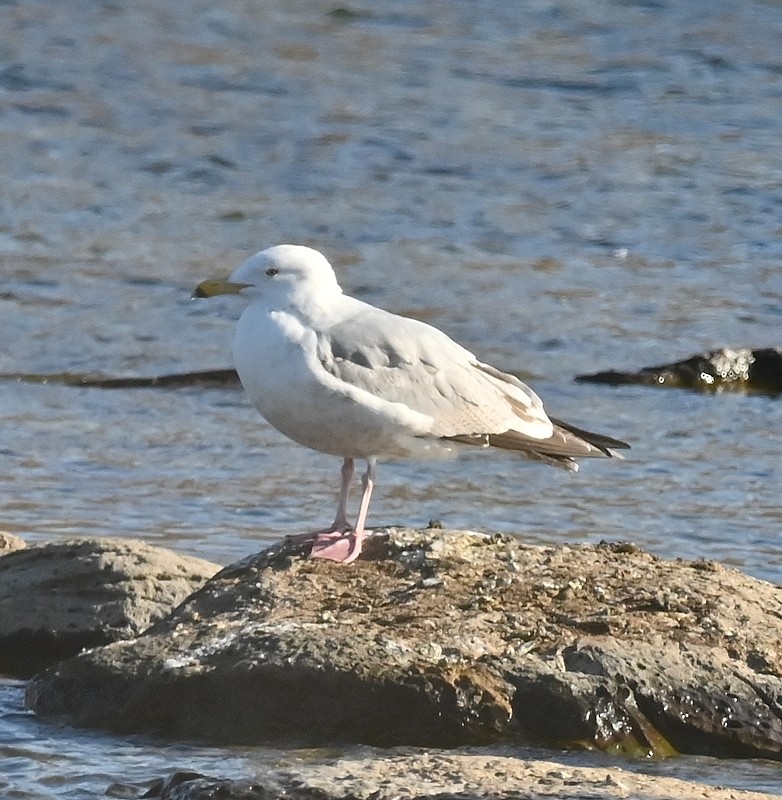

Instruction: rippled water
[2,0,782,795]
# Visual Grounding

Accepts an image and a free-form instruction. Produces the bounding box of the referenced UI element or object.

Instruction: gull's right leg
[329,456,354,532]
[285,458,354,550]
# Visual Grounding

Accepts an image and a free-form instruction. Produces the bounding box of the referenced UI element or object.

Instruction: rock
[575,347,782,394]
[26,529,782,760]
[0,537,219,678]
[4,368,241,389]
[0,531,26,553]
[136,751,779,800]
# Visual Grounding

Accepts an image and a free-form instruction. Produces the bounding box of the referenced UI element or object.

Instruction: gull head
[194,245,342,305]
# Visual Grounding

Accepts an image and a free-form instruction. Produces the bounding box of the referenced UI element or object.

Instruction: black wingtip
[549,417,631,454]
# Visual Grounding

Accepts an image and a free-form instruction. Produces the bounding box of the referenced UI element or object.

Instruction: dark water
[2,0,782,795]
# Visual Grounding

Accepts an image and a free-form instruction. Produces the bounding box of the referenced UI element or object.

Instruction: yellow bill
[192,279,251,299]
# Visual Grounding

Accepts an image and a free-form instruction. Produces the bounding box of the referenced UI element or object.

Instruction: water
[1,0,782,795]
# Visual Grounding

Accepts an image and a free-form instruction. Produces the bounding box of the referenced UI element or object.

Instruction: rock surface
[138,751,779,800]
[576,347,782,394]
[26,529,782,760]
[0,537,219,677]
[0,531,26,553]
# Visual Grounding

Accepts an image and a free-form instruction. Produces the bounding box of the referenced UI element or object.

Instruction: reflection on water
[2,0,782,795]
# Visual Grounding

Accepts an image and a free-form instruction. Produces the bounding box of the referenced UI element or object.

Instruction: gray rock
[135,751,781,800]
[26,529,782,760]
[0,537,219,677]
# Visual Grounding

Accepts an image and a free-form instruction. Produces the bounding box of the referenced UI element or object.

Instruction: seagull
[195,245,629,564]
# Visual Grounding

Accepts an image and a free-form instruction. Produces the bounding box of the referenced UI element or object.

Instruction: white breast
[232,303,437,459]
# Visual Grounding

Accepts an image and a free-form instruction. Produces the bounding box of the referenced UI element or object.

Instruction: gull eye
[265,267,279,277]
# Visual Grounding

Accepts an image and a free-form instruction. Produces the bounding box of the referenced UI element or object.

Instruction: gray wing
[316,306,555,441]
[316,304,629,469]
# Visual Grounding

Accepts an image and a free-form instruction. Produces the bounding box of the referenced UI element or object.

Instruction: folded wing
[317,305,629,470]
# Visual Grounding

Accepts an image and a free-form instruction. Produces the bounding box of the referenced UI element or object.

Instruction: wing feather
[316,307,552,439]
[315,304,628,467]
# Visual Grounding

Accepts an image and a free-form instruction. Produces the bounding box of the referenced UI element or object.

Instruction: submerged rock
[138,751,780,800]
[25,529,782,759]
[576,347,782,394]
[0,537,219,677]
[0,368,240,390]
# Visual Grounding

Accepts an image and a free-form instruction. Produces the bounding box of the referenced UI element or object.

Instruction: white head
[195,245,343,307]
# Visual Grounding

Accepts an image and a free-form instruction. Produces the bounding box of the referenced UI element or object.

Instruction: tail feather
[446,419,629,471]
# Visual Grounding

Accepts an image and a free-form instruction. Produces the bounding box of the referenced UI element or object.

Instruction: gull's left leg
[338,457,375,564]
[311,457,376,564]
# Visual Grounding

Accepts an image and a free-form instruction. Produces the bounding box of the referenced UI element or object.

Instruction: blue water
[1,0,782,795]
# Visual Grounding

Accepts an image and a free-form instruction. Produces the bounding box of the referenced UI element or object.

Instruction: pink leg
[310,458,376,564]
[331,457,354,532]
[341,458,375,564]
[286,458,353,548]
